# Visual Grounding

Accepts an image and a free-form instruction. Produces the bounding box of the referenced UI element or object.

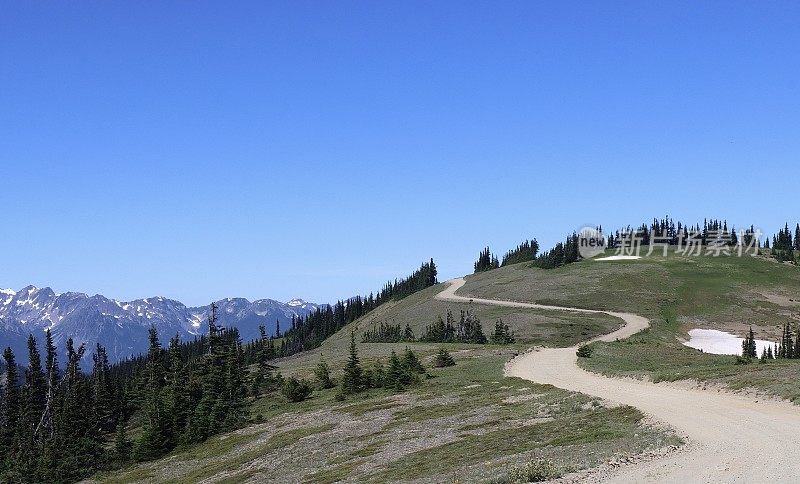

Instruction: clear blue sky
[1,2,799,305]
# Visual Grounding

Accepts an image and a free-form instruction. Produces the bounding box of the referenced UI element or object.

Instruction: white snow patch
[0,288,16,296]
[684,329,774,356]
[594,255,642,261]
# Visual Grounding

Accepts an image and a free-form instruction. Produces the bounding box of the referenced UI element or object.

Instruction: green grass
[580,313,800,402]
[101,423,337,484]
[463,249,800,328]
[374,406,645,480]
[303,459,365,483]
[463,249,800,401]
[365,352,680,481]
[338,398,403,416]
[97,344,679,483]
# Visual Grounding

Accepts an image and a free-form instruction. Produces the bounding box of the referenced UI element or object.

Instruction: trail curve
[436,278,800,483]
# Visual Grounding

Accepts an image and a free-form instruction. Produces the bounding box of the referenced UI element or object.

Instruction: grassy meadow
[462,249,800,401]
[96,345,679,483]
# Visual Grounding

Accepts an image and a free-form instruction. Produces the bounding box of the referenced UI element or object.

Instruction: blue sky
[1,1,799,305]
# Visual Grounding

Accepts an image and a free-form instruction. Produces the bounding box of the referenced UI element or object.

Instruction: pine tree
[340,332,363,394]
[741,326,757,359]
[57,337,99,482]
[165,335,190,445]
[222,329,247,431]
[92,344,115,433]
[1,347,20,473]
[386,350,406,391]
[252,325,276,397]
[795,324,800,359]
[402,323,415,342]
[134,327,170,461]
[314,358,334,389]
[15,335,45,479]
[491,320,515,344]
[371,359,386,388]
[114,422,133,466]
[402,347,425,374]
[434,347,456,367]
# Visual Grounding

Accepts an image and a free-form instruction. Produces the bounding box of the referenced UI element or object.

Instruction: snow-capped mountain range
[0,285,321,363]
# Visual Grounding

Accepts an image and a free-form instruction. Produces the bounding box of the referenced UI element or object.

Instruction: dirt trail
[436,278,800,483]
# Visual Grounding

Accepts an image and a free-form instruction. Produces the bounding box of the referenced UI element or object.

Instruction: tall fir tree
[134,327,170,461]
[341,332,363,394]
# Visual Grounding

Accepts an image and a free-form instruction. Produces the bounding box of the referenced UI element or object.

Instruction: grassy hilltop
[462,249,800,401]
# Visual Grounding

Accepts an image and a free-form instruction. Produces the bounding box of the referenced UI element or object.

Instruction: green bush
[506,459,559,482]
[282,377,313,402]
[576,344,593,358]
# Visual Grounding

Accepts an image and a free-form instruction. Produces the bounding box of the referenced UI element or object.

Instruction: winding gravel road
[436,278,800,483]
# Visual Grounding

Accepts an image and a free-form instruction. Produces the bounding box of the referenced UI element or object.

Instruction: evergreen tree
[474,247,500,272]
[14,335,45,479]
[402,323,415,342]
[222,329,247,431]
[134,327,170,461]
[57,338,100,482]
[281,377,313,402]
[434,347,456,367]
[402,347,425,374]
[371,359,386,388]
[314,358,335,389]
[795,325,800,360]
[252,325,278,397]
[1,347,20,473]
[114,422,133,466]
[501,239,540,266]
[340,332,363,394]
[92,344,115,433]
[491,320,516,344]
[164,335,190,445]
[38,329,59,444]
[385,350,407,391]
[741,326,757,359]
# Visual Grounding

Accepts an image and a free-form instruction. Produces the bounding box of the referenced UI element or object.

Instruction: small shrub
[314,359,335,389]
[734,355,752,365]
[334,390,346,402]
[434,347,456,367]
[507,459,559,483]
[576,344,593,358]
[282,377,313,402]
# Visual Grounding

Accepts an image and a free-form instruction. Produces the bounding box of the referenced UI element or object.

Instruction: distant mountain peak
[287,298,306,306]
